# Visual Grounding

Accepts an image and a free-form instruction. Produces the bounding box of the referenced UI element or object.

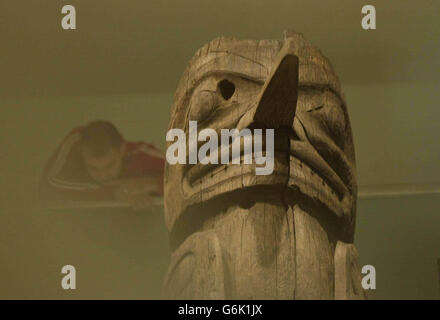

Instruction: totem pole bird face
[165,32,356,240]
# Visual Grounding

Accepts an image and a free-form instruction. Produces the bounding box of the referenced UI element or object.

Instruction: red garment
[40,127,164,201]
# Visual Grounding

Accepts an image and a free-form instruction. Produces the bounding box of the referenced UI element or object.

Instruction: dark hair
[80,121,123,157]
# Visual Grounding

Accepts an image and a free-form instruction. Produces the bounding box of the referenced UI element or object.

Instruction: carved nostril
[217,79,235,100]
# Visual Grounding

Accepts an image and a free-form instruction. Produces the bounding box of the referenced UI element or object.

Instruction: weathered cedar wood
[162,31,365,299]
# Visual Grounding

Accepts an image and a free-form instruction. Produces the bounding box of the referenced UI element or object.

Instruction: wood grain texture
[163,30,362,299]
[162,230,225,299]
[199,201,296,299]
[293,204,334,299]
[334,241,367,299]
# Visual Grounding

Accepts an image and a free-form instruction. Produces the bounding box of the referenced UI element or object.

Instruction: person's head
[80,121,125,184]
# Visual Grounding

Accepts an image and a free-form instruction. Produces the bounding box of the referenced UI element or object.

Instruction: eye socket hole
[217,79,235,100]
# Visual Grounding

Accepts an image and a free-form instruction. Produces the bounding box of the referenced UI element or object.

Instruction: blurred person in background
[40,120,164,210]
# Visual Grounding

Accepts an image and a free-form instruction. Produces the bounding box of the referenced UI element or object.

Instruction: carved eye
[188,90,216,122]
[217,79,235,100]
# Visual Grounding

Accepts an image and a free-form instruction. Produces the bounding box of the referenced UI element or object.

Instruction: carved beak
[237,44,299,130]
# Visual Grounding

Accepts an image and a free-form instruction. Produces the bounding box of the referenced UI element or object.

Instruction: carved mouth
[289,140,347,201]
[288,147,350,218]
[287,115,354,217]
[183,151,289,199]
[181,126,353,217]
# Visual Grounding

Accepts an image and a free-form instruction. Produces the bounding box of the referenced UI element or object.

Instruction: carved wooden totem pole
[162,31,365,299]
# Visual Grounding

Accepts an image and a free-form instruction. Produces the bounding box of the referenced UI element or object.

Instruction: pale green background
[1,0,439,299]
